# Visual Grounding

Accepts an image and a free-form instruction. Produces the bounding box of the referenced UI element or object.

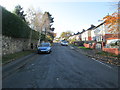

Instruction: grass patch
[2,50,35,65]
[78,46,86,49]
[78,46,93,50]
[96,51,120,58]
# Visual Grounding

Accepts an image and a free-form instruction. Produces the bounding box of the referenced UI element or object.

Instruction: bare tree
[26,7,43,48]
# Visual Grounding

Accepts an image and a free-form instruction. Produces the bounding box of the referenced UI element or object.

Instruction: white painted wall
[81,31,88,41]
[75,34,81,41]
[91,29,96,41]
[94,24,104,42]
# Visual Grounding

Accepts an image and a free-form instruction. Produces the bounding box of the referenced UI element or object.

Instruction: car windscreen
[63,41,68,43]
[40,43,50,47]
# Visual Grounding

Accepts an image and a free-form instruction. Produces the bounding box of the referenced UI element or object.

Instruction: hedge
[2,6,39,39]
[31,30,39,40]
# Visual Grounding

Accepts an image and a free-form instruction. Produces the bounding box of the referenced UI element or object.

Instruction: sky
[0,0,119,37]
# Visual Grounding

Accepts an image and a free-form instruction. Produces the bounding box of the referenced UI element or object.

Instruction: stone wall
[2,35,38,55]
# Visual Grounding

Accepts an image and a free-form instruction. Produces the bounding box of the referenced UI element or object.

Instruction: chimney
[91,24,94,27]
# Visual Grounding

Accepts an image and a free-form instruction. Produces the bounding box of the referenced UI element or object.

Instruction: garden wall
[2,35,38,55]
[102,48,120,55]
[84,43,96,49]
[84,43,90,48]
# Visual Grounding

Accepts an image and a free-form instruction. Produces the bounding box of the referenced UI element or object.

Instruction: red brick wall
[91,43,96,49]
[102,48,120,55]
[84,43,96,49]
[84,44,90,48]
[84,43,120,55]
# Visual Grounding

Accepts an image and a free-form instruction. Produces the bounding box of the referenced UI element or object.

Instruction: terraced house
[68,21,120,55]
[81,25,95,41]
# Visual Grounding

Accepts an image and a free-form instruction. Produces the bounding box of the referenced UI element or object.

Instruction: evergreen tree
[13,5,26,22]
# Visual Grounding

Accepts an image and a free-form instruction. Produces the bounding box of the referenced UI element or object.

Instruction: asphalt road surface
[3,43,118,88]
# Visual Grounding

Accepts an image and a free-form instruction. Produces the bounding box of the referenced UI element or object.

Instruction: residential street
[3,43,118,88]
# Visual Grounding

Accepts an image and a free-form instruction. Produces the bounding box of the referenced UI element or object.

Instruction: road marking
[92,58,112,69]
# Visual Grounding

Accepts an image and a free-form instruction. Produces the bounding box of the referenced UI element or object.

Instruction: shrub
[74,41,84,46]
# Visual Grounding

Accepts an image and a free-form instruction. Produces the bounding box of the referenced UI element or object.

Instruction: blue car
[37,42,52,54]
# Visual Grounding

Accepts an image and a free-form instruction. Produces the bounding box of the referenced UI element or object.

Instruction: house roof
[80,25,96,34]
[80,29,86,34]
[87,24,96,31]
[70,22,105,36]
[94,22,105,29]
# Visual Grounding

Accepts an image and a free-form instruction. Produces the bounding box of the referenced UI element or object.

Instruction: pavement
[70,45,120,66]
[2,43,119,88]
[2,53,36,78]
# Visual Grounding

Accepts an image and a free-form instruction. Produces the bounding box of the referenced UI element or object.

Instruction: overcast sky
[0,0,118,37]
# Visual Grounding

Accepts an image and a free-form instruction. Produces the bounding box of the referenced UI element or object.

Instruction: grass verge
[78,46,93,50]
[2,50,36,65]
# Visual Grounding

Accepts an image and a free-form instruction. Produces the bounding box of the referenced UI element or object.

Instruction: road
[3,43,118,88]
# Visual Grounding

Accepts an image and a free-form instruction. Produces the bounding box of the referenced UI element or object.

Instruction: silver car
[37,42,52,54]
[61,41,68,46]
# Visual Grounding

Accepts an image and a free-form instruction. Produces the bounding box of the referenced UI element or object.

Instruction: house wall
[81,31,88,41]
[88,30,92,41]
[91,29,96,41]
[79,34,82,41]
[88,37,92,41]
[75,34,81,41]
[94,24,104,42]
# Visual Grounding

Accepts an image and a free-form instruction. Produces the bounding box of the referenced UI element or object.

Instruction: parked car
[61,41,68,46]
[37,42,52,54]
